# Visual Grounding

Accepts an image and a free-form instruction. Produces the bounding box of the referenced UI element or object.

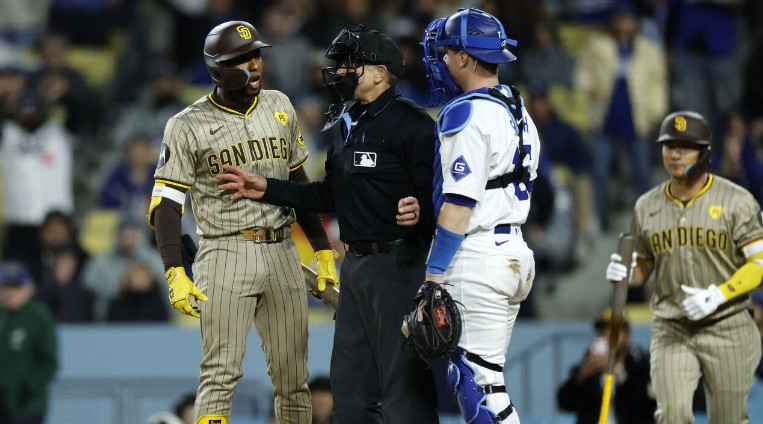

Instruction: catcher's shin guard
[447,350,503,424]
[196,415,227,424]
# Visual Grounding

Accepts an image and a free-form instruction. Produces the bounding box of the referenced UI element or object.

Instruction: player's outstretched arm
[216,164,267,200]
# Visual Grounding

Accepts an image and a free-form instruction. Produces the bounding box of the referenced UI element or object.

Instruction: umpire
[217,26,438,423]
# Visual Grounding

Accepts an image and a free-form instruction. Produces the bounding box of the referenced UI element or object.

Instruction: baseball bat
[598,233,634,424]
[302,263,339,310]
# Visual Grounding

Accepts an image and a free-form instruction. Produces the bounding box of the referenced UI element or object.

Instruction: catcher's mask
[422,8,517,106]
[657,111,712,180]
[204,21,271,91]
[321,25,404,129]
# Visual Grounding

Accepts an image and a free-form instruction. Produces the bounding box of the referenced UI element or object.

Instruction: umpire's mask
[321,26,404,130]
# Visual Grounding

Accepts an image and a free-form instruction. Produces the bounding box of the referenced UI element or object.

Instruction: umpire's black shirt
[264,87,435,243]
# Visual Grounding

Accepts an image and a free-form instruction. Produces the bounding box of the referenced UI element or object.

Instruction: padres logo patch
[674,115,687,132]
[236,25,251,39]
[274,112,288,125]
[708,205,723,220]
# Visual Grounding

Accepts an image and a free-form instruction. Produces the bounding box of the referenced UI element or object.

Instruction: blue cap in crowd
[0,260,33,286]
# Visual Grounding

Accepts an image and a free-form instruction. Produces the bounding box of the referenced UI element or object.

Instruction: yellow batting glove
[165,267,208,318]
[315,249,339,291]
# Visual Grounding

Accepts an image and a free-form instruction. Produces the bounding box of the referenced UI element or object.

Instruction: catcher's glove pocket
[401,281,462,362]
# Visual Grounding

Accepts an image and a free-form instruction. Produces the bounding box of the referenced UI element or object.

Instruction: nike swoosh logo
[210,125,224,135]
[495,240,509,246]
[649,210,661,217]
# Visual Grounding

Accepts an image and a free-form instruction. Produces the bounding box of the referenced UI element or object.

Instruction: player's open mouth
[249,76,260,90]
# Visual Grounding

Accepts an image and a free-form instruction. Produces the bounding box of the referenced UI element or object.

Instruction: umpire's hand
[396,196,420,226]
[165,267,208,318]
[216,164,268,200]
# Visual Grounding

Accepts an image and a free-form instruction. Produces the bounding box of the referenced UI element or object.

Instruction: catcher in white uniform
[420,8,540,424]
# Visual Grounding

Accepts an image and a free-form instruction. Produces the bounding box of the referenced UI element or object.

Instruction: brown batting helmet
[657,111,712,179]
[657,111,712,146]
[203,21,270,90]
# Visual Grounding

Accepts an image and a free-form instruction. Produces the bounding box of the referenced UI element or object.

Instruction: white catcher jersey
[434,86,541,232]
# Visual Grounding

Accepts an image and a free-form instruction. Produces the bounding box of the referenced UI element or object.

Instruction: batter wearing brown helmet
[606,111,763,423]
[147,21,338,424]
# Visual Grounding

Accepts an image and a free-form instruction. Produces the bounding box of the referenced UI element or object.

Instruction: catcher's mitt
[401,281,462,361]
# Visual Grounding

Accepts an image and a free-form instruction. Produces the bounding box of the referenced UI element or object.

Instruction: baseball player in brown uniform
[606,111,763,423]
[147,21,338,424]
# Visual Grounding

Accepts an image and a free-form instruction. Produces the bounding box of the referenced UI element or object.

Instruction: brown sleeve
[154,200,184,271]
[290,167,331,251]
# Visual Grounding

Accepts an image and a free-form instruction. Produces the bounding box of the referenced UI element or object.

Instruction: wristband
[426,224,465,274]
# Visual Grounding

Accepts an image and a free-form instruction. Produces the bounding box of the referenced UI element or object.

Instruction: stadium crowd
[1,0,763,323]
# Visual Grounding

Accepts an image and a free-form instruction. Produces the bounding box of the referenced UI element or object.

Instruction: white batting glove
[605,252,636,284]
[680,284,727,321]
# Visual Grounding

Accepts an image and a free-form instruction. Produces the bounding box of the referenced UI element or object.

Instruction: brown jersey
[153,90,308,237]
[630,174,763,319]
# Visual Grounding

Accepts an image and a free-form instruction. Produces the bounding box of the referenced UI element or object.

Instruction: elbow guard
[717,259,763,301]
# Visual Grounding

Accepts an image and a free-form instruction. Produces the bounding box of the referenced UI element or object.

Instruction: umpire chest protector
[436,85,530,188]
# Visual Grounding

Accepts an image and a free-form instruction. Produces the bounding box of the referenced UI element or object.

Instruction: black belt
[346,239,404,256]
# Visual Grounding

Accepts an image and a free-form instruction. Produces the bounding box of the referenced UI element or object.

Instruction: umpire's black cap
[326,26,405,78]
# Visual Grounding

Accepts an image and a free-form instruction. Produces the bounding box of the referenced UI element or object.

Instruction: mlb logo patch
[354,152,377,167]
[434,306,449,327]
[450,155,471,181]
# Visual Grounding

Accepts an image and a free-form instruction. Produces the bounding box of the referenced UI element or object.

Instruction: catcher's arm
[599,233,633,424]
[425,202,472,283]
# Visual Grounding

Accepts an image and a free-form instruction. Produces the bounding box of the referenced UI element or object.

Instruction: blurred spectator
[0,91,73,271]
[47,0,129,46]
[82,218,165,321]
[36,243,95,323]
[0,260,58,424]
[27,33,101,137]
[259,4,314,99]
[711,110,763,203]
[162,0,244,85]
[110,61,186,148]
[37,211,89,284]
[666,0,742,133]
[300,0,381,49]
[556,0,620,24]
[173,392,195,424]
[0,0,51,48]
[743,34,763,142]
[521,156,556,316]
[107,261,168,323]
[519,20,576,89]
[144,392,194,424]
[395,35,429,107]
[557,309,656,423]
[144,411,183,424]
[528,82,594,260]
[98,134,156,223]
[575,3,667,230]
[0,65,28,122]
[308,375,333,424]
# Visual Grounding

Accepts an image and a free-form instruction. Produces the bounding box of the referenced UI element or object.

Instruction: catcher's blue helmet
[441,8,517,64]
[422,8,517,106]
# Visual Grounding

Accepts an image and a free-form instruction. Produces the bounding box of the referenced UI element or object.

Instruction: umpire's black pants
[331,241,438,423]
